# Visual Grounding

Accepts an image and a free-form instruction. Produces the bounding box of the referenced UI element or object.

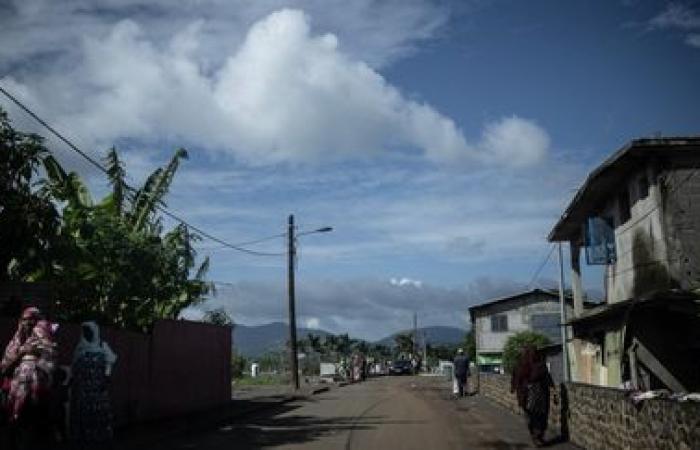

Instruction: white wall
[474,293,573,355]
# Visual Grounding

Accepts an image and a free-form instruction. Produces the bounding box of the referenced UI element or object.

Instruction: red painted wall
[0,317,231,426]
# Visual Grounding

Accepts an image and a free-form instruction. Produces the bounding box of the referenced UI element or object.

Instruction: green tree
[336,333,352,357]
[502,331,551,374]
[203,308,233,327]
[306,333,322,354]
[231,352,248,379]
[0,109,60,281]
[42,147,212,331]
[394,333,414,355]
[1,109,212,330]
[463,329,476,360]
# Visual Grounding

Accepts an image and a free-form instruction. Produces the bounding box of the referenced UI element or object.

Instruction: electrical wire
[196,232,286,251]
[527,244,556,289]
[0,85,284,257]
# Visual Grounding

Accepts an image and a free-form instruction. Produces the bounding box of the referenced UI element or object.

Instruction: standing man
[453,348,470,397]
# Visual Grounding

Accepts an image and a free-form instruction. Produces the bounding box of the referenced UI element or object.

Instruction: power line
[196,232,286,250]
[0,85,284,257]
[0,85,107,174]
[527,244,556,289]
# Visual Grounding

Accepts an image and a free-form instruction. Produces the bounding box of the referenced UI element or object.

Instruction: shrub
[502,331,550,374]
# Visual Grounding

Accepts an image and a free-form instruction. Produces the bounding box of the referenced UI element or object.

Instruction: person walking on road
[70,321,117,449]
[511,346,554,447]
[453,348,469,397]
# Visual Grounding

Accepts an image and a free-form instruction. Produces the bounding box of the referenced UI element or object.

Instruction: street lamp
[288,214,333,390]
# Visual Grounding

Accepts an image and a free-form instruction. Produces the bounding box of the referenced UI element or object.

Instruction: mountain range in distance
[232,322,467,357]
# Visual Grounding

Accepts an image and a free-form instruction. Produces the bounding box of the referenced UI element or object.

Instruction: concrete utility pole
[413,312,418,357]
[288,214,300,390]
[287,215,333,391]
[557,242,570,382]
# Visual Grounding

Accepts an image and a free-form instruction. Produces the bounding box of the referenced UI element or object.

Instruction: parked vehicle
[389,359,413,375]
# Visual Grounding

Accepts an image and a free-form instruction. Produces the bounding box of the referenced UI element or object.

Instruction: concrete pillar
[570,241,584,317]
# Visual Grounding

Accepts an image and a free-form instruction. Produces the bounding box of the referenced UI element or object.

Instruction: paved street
[131,376,578,450]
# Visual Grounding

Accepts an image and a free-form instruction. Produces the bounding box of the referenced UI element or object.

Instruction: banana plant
[37,143,211,331]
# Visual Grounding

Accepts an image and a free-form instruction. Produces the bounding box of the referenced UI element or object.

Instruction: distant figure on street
[70,321,117,449]
[453,348,470,397]
[511,346,554,447]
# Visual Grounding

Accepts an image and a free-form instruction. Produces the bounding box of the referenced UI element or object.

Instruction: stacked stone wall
[566,382,700,450]
[477,375,700,449]
[478,373,561,432]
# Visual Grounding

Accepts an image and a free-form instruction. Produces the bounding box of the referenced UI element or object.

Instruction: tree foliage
[462,329,476,361]
[502,330,551,374]
[231,352,248,379]
[0,109,60,281]
[1,108,213,331]
[394,332,414,355]
[203,308,234,327]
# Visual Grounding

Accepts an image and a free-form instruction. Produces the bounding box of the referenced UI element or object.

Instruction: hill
[375,326,467,347]
[232,322,331,357]
[233,323,468,357]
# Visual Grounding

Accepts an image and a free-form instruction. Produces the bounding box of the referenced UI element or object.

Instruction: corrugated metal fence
[0,317,231,426]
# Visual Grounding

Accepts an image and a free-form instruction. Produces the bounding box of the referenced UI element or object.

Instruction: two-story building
[548,137,700,392]
[469,288,576,376]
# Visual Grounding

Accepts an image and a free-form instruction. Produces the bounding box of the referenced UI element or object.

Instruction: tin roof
[468,288,569,314]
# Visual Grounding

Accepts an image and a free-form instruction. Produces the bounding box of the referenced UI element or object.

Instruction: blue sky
[1,0,699,339]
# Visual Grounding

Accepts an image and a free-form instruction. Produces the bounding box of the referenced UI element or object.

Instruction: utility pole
[413,312,418,358]
[288,214,300,390]
[557,242,570,382]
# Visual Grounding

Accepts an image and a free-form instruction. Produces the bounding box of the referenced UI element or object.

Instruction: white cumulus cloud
[2,8,549,167]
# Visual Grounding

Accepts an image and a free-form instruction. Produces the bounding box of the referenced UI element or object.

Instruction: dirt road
[137,376,578,450]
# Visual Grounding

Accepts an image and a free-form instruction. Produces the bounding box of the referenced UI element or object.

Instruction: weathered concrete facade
[469,289,575,372]
[549,137,700,391]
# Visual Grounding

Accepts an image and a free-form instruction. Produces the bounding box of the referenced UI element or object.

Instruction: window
[638,175,649,200]
[585,216,616,264]
[531,313,561,342]
[618,188,631,224]
[491,314,508,332]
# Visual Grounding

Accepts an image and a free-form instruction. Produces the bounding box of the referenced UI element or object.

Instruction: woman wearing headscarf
[510,345,554,447]
[70,321,117,448]
[0,307,57,448]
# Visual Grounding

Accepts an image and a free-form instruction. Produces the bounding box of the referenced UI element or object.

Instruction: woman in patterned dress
[69,321,117,449]
[1,307,57,449]
[511,346,554,447]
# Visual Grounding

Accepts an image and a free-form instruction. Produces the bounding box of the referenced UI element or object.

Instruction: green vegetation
[234,373,288,386]
[204,308,234,327]
[502,330,551,374]
[1,108,212,331]
[1,109,60,282]
[462,329,476,360]
[394,332,415,355]
[231,353,248,379]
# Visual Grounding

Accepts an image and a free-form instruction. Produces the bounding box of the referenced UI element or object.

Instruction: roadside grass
[233,373,288,386]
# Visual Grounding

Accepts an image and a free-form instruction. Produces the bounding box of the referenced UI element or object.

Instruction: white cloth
[73,321,117,376]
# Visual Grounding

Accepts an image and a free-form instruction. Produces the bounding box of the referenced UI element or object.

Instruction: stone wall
[477,373,561,432]
[477,375,700,449]
[566,382,700,450]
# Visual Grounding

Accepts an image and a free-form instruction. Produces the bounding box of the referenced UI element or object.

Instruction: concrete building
[549,137,700,392]
[469,289,576,375]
